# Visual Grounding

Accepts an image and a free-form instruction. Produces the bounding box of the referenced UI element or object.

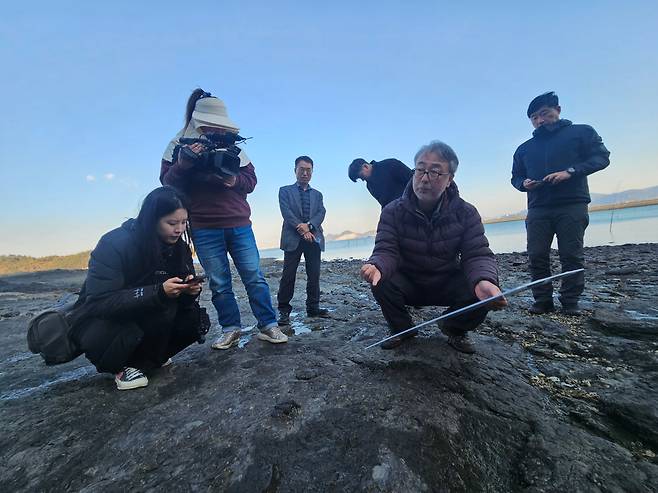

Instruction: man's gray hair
[414,140,459,174]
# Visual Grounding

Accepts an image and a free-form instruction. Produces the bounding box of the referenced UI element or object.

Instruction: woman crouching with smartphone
[71,186,209,390]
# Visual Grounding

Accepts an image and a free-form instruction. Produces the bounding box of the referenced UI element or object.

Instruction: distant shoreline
[483,197,658,224]
[3,198,658,274]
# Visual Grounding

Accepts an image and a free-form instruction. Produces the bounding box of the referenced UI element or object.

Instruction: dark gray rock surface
[1,244,657,491]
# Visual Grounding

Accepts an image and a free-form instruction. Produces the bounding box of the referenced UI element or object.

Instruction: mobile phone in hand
[186,274,207,284]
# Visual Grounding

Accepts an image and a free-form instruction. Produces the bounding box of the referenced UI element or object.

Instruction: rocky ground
[0,244,657,492]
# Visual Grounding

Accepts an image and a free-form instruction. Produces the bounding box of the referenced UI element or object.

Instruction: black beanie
[527,91,559,117]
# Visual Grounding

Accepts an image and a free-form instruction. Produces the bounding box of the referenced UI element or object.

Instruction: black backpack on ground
[27,294,82,365]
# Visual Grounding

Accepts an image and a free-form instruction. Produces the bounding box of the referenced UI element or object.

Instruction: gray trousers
[525,203,589,306]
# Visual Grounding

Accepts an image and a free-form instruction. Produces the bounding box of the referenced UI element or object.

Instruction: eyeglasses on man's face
[413,168,451,180]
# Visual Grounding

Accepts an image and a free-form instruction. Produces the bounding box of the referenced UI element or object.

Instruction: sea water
[259,205,658,261]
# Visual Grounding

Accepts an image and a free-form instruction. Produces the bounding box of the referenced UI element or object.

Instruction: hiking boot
[560,303,582,316]
[528,301,555,315]
[380,329,418,350]
[277,312,291,326]
[447,335,476,354]
[307,308,331,318]
[257,326,289,344]
[211,330,241,350]
[115,367,148,390]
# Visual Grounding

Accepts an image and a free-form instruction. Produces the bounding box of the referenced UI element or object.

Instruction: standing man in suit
[277,156,329,325]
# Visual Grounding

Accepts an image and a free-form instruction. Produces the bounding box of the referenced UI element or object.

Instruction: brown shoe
[380,329,418,350]
[307,308,331,318]
[447,335,476,354]
[211,330,241,350]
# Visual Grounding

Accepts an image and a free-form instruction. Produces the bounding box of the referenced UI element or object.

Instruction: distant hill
[0,252,90,276]
[590,185,658,206]
[324,186,658,234]
[488,185,658,221]
[325,230,376,241]
[5,185,657,274]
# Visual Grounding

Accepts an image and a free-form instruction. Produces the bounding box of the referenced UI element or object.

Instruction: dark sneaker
[560,303,581,316]
[211,330,241,350]
[528,302,555,314]
[277,312,291,326]
[380,329,418,350]
[447,335,476,354]
[115,367,148,390]
[257,326,289,344]
[307,308,331,318]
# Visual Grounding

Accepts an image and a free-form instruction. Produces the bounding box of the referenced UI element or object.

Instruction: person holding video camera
[71,187,209,390]
[160,89,288,349]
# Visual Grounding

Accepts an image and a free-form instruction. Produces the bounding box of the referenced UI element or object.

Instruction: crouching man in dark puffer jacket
[360,141,507,353]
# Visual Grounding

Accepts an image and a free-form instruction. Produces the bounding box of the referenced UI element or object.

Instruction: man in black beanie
[511,92,610,315]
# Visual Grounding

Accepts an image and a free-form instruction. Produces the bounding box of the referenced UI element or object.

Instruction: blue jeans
[192,226,277,333]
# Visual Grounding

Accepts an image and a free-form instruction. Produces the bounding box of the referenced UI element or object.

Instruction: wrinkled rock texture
[1,244,657,492]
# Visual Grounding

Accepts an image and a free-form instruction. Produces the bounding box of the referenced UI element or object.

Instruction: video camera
[177,133,248,178]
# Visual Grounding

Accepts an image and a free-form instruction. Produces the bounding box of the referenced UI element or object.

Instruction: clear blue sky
[1,1,657,256]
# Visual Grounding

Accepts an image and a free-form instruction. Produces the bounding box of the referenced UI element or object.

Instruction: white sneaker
[257,326,289,344]
[162,358,173,367]
[115,367,148,390]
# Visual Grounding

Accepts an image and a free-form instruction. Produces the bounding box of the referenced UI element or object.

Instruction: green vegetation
[0,251,90,275]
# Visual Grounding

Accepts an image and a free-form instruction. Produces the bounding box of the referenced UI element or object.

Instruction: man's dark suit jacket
[279,184,326,252]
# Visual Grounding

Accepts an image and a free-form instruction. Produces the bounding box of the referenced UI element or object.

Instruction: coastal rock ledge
[1,244,657,492]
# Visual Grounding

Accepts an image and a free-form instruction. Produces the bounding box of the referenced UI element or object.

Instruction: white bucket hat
[191,97,240,133]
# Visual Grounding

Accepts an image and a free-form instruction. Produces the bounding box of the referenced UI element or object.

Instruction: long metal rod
[365,268,584,349]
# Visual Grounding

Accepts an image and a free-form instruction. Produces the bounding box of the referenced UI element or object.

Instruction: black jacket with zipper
[70,219,207,373]
[72,219,196,323]
[511,119,610,209]
[366,159,414,208]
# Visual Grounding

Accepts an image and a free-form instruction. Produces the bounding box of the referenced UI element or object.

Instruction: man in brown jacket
[361,141,507,352]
